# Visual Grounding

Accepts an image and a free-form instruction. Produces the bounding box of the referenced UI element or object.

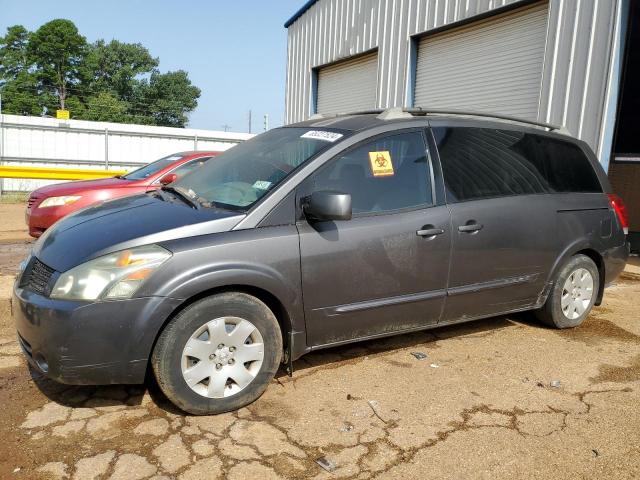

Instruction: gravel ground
[0,203,638,479]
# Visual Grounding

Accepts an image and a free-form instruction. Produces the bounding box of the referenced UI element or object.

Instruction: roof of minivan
[289,114,391,131]
[287,110,568,138]
[287,112,555,132]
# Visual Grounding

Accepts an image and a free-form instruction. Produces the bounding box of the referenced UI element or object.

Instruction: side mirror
[303,191,352,221]
[159,173,178,185]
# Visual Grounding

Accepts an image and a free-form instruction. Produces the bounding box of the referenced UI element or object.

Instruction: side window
[310,131,433,215]
[171,157,212,179]
[519,136,602,193]
[434,127,547,202]
[434,127,601,203]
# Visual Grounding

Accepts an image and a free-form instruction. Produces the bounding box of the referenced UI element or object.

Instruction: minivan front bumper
[13,284,181,385]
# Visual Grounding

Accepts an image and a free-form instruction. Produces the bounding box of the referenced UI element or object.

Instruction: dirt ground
[0,203,639,479]
[0,203,30,243]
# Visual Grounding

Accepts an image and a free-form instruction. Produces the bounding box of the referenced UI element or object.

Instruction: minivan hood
[33,193,244,272]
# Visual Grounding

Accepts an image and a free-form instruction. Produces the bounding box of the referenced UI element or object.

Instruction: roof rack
[324,107,561,131]
[405,107,561,131]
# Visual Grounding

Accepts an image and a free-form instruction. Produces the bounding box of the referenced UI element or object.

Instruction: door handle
[458,222,483,233]
[417,227,445,237]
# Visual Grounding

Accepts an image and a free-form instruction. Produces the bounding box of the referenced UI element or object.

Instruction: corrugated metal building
[284,0,639,248]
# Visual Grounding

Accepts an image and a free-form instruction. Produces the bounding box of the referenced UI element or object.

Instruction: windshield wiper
[162,186,200,209]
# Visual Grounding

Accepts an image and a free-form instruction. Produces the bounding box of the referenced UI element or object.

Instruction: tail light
[607,193,629,235]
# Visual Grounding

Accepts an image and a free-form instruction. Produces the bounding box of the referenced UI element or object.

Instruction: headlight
[50,245,171,301]
[39,196,82,208]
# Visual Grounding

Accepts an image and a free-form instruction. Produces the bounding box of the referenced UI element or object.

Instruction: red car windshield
[123,154,187,180]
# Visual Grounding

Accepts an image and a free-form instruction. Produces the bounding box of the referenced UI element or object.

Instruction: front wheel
[536,254,599,329]
[151,292,283,415]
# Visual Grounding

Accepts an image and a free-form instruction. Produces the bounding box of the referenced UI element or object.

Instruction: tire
[536,254,599,329]
[152,292,283,415]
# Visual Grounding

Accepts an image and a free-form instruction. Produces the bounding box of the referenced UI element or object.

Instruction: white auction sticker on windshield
[300,130,343,142]
[253,180,272,190]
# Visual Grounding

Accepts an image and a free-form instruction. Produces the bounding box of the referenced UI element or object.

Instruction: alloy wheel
[561,268,594,320]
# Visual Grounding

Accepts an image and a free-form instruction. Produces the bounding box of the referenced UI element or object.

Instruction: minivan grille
[21,258,55,295]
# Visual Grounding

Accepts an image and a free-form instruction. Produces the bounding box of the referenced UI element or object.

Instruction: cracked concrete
[0,224,639,478]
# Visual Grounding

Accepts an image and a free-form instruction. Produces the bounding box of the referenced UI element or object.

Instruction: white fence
[0,114,253,192]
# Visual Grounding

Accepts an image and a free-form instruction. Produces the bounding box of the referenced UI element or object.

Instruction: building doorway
[609,0,639,251]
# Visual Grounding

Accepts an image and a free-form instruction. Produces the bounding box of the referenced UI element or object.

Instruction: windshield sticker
[369,151,394,177]
[301,130,343,142]
[252,180,272,190]
[166,155,183,161]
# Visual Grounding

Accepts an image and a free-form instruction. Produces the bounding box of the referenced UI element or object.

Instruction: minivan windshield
[171,127,346,210]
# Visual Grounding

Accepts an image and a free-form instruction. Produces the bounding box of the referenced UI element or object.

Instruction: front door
[297,130,452,347]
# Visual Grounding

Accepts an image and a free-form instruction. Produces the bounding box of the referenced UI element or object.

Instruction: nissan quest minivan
[14,109,630,415]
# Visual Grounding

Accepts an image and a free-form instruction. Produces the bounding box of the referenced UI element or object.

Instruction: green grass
[0,192,29,204]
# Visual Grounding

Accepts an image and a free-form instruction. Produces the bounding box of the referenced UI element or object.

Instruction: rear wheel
[152,292,282,415]
[536,254,599,329]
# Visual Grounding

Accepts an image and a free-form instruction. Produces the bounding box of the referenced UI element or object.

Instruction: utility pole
[263,114,269,132]
[248,109,252,134]
[221,124,231,132]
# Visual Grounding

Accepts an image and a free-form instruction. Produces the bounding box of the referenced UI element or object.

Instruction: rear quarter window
[433,127,602,203]
[520,135,602,193]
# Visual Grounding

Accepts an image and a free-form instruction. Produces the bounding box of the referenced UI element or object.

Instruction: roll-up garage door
[316,52,378,115]
[414,2,548,120]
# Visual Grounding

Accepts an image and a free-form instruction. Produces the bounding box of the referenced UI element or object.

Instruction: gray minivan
[14,109,630,414]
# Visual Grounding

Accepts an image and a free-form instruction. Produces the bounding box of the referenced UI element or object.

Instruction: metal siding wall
[285,0,524,124]
[285,0,619,161]
[537,0,617,157]
[414,3,548,120]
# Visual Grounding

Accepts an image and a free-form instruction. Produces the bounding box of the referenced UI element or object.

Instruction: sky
[0,0,303,133]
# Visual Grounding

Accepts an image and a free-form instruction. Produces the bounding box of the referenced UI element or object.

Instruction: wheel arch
[149,284,294,364]
[547,242,605,306]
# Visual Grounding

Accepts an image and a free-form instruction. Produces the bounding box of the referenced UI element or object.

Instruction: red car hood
[32,177,140,197]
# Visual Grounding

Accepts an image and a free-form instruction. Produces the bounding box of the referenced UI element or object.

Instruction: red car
[26,151,219,238]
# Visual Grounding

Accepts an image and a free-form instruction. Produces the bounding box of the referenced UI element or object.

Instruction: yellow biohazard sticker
[368,151,394,177]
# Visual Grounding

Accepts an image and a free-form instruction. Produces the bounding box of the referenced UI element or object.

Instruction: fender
[141,258,307,371]
[137,225,308,372]
[159,263,298,307]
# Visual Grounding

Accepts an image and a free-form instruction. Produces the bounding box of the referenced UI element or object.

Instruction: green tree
[82,91,129,122]
[0,25,41,115]
[28,19,87,110]
[82,40,158,102]
[137,70,201,127]
[0,73,43,115]
[0,25,31,79]
[0,20,200,126]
